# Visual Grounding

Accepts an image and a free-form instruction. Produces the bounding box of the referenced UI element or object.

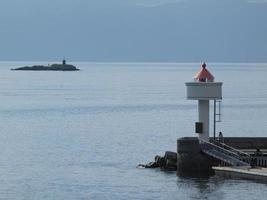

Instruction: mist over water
[0,62,267,199]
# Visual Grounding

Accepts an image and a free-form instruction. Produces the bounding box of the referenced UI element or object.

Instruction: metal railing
[199,139,251,167]
[210,139,251,163]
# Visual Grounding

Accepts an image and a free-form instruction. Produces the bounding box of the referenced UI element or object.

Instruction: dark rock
[138,151,177,171]
[137,162,159,168]
[164,151,177,163]
[146,162,160,168]
[163,151,177,170]
[155,155,166,167]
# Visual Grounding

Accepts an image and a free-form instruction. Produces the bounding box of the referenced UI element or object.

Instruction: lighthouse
[185,63,222,141]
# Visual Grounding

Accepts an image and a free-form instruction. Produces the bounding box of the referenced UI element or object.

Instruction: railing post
[213,100,216,139]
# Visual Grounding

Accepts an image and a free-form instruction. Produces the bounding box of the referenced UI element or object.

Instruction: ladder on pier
[213,100,222,139]
[199,139,251,167]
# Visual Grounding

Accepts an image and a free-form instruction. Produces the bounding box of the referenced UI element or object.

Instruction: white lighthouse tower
[185,63,222,141]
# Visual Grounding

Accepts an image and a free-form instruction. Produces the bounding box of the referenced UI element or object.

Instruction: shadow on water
[176,170,267,200]
[176,171,229,200]
[177,170,215,179]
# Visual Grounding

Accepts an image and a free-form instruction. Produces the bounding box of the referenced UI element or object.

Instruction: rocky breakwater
[138,151,177,171]
[11,63,80,71]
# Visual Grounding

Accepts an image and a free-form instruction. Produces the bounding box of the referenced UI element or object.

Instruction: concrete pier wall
[177,137,219,172]
[177,137,267,172]
[223,137,267,149]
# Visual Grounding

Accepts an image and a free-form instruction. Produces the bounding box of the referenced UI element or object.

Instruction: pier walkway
[213,166,267,181]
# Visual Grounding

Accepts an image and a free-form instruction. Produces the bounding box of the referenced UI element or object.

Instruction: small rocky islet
[11,60,79,71]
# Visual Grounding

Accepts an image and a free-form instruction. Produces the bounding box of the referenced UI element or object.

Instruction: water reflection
[177,172,228,200]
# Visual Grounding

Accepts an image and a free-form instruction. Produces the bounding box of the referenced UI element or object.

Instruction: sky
[0,0,267,62]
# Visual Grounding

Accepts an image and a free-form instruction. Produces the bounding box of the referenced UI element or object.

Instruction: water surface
[0,62,267,199]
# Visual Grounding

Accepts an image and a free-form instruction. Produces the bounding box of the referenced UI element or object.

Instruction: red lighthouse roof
[194,63,214,82]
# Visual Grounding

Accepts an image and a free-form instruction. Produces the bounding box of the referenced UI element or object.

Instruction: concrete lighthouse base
[177,137,219,172]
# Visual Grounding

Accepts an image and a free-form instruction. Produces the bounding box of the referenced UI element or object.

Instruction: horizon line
[1,61,267,65]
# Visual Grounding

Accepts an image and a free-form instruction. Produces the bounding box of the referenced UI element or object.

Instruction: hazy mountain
[0,0,266,62]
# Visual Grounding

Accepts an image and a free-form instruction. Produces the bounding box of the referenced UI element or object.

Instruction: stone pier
[177,137,267,172]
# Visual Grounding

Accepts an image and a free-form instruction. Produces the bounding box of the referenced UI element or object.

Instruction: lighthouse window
[195,122,203,134]
[199,78,206,82]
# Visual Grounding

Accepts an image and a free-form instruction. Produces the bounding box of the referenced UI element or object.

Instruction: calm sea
[0,62,267,199]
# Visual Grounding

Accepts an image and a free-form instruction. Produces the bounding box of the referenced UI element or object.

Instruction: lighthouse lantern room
[185,63,223,141]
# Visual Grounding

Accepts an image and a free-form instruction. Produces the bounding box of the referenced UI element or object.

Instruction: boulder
[155,155,166,167]
[138,151,177,171]
[163,151,177,170]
